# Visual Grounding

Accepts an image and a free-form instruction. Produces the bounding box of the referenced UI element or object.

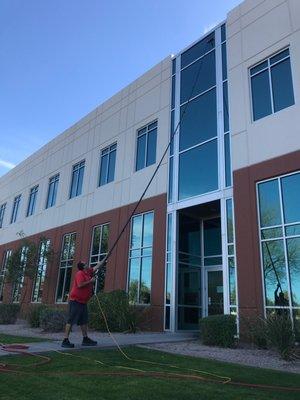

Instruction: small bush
[40,308,67,332]
[200,314,236,348]
[0,304,20,324]
[88,290,135,332]
[265,313,295,361]
[241,316,268,349]
[26,304,48,328]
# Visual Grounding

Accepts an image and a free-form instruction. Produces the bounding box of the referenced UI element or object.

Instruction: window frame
[0,203,6,228]
[55,232,76,304]
[46,173,60,209]
[249,47,295,122]
[127,211,154,305]
[0,250,12,302]
[135,121,158,172]
[98,143,117,187]
[69,160,85,199]
[89,223,110,293]
[26,185,39,217]
[10,194,21,224]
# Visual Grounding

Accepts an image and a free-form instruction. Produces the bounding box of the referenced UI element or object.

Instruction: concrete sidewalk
[0,332,197,356]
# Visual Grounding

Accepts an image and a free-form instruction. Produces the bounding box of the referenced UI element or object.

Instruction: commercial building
[0,0,299,334]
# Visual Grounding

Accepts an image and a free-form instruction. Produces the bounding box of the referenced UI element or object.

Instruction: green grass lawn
[0,333,49,344]
[0,346,299,400]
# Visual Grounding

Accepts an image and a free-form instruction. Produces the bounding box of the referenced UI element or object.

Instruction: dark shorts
[67,300,88,326]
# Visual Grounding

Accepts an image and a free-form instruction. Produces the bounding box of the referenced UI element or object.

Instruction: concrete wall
[0,57,171,246]
[227,0,300,171]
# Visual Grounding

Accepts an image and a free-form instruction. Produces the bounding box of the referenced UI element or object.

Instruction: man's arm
[92,258,107,273]
[77,277,96,288]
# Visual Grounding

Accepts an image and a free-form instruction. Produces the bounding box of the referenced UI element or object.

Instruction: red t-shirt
[69,267,94,304]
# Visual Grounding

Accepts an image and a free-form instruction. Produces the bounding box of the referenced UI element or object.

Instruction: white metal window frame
[256,170,300,323]
[0,203,6,228]
[249,47,295,123]
[10,194,21,224]
[135,121,158,172]
[127,210,154,305]
[46,173,60,209]
[89,223,109,293]
[26,185,39,217]
[0,249,12,302]
[69,159,85,199]
[98,143,117,187]
[55,232,76,304]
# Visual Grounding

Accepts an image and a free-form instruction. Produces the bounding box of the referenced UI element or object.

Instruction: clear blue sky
[0,0,240,177]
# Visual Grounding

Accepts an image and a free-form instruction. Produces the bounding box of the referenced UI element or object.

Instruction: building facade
[0,0,299,334]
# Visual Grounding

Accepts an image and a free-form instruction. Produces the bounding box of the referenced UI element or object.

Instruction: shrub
[240,316,268,349]
[0,304,20,324]
[88,290,135,332]
[26,304,48,328]
[40,308,67,332]
[265,313,295,361]
[200,314,236,348]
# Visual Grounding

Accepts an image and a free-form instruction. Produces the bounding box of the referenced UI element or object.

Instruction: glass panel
[128,258,140,304]
[178,266,201,306]
[226,199,233,246]
[285,224,300,237]
[293,309,300,342]
[222,43,227,80]
[170,110,174,156]
[142,248,152,256]
[258,180,281,227]
[179,88,217,151]
[204,218,221,256]
[56,269,65,302]
[224,133,232,187]
[136,135,146,171]
[179,214,201,258]
[142,213,154,248]
[107,149,116,183]
[172,58,176,75]
[63,268,72,302]
[77,165,84,195]
[221,24,226,42]
[229,257,236,305]
[207,270,223,315]
[140,257,151,304]
[262,240,289,306]
[171,75,175,109]
[167,214,172,252]
[101,225,109,253]
[223,81,229,133]
[166,263,172,304]
[130,249,141,258]
[261,227,282,239]
[181,32,215,69]
[178,306,201,330]
[228,244,234,255]
[146,129,157,167]
[92,227,101,256]
[271,58,295,113]
[179,139,218,200]
[131,215,143,248]
[250,60,268,76]
[168,157,173,203]
[204,257,222,266]
[180,51,216,104]
[165,306,170,330]
[270,49,289,65]
[281,173,300,224]
[251,70,272,121]
[286,238,300,307]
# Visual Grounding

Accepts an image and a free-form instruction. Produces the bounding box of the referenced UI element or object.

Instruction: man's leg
[61,302,76,348]
[80,304,97,346]
[80,324,88,338]
[64,323,72,339]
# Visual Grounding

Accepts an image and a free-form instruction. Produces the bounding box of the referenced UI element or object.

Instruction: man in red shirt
[61,259,106,348]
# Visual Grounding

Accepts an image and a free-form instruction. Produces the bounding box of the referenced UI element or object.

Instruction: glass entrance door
[205,269,223,316]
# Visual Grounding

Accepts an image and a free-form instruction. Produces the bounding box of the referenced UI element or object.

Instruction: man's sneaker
[61,338,75,348]
[82,336,97,346]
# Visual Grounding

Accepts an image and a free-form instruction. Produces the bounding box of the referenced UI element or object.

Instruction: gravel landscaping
[141,340,300,374]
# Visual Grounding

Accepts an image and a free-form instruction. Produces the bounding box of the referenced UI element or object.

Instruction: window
[12,246,28,303]
[32,239,50,303]
[0,250,12,302]
[46,174,59,208]
[99,144,117,186]
[257,172,300,340]
[136,121,157,171]
[56,233,76,303]
[10,195,21,224]
[26,185,39,217]
[128,212,154,304]
[0,203,6,228]
[89,224,109,292]
[250,48,295,121]
[69,160,85,199]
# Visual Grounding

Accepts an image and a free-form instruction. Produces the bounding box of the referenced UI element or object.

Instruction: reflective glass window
[287,238,300,307]
[180,51,216,104]
[281,173,300,224]
[179,88,217,151]
[271,58,295,113]
[258,180,281,227]
[181,32,215,69]
[251,70,272,121]
[136,121,157,171]
[179,139,218,200]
